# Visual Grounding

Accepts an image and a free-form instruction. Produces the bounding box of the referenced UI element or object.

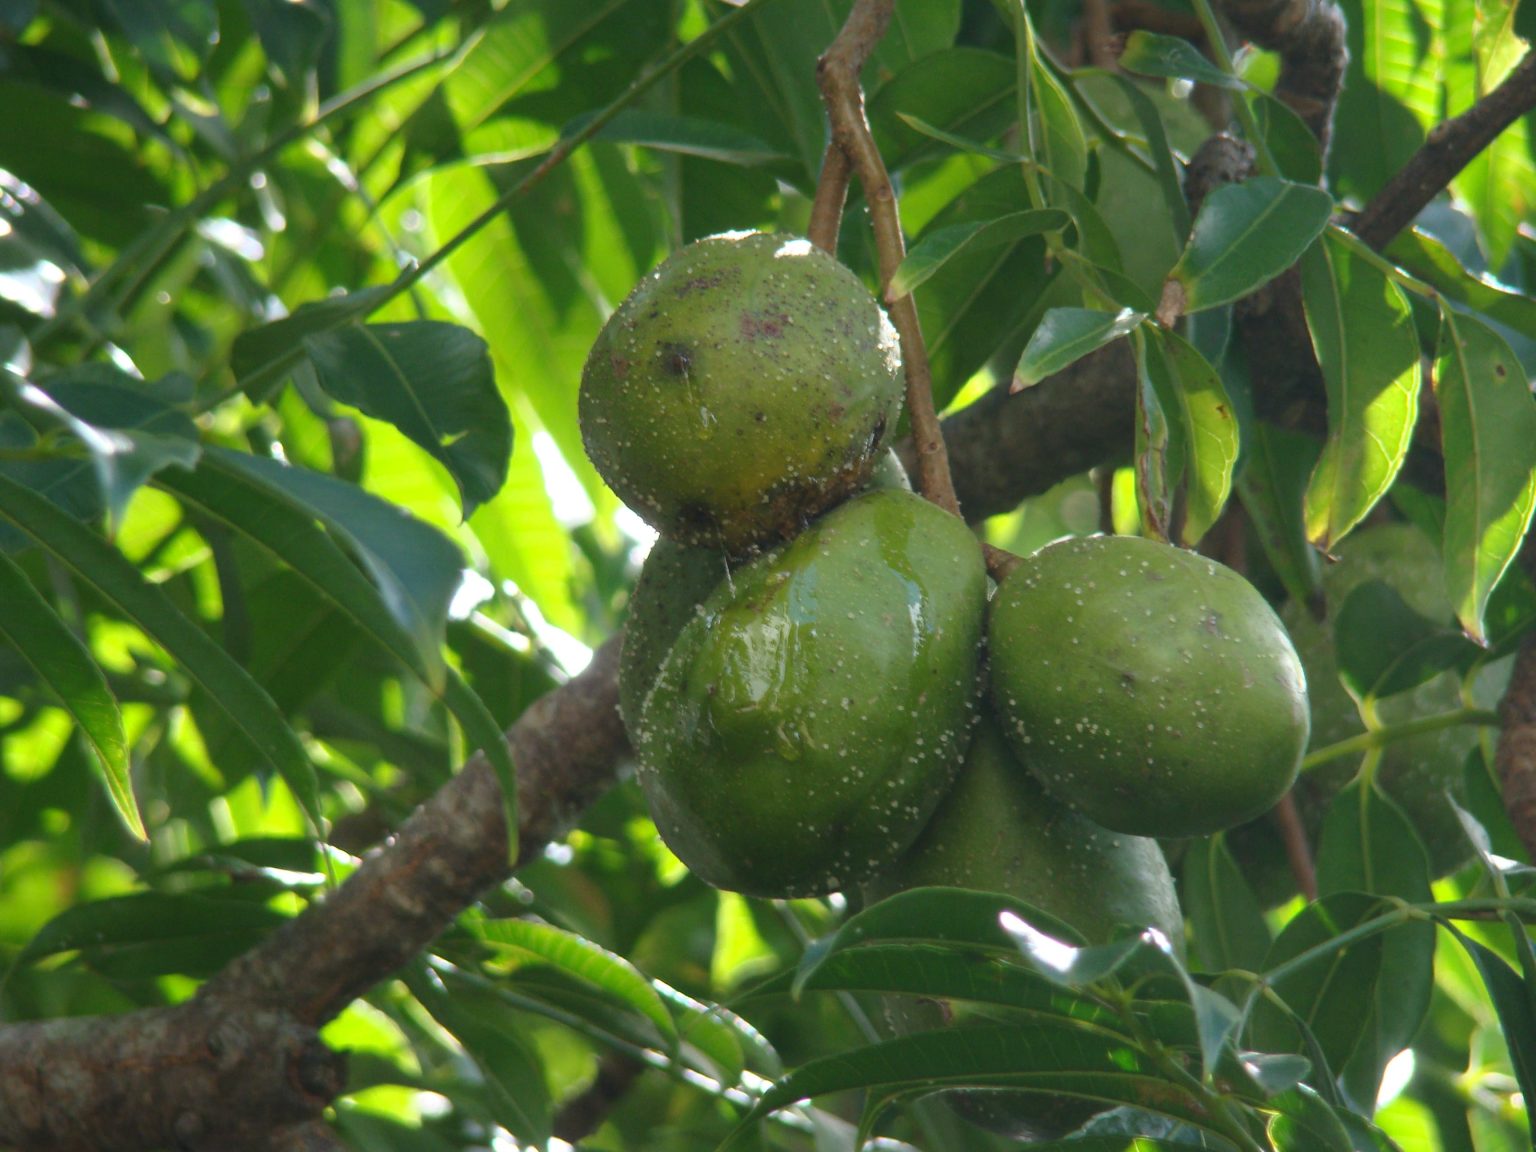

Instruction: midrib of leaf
[1442,310,1490,604]
[355,325,446,443]
[926,244,1021,363]
[1184,188,1303,298]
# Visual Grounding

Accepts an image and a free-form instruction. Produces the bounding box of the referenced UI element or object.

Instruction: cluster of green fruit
[580,232,1312,1136]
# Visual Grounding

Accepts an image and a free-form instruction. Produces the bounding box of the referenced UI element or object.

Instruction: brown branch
[1497,578,1536,861]
[816,0,961,522]
[1353,50,1536,251]
[808,145,853,254]
[1217,0,1348,154]
[1271,792,1319,900]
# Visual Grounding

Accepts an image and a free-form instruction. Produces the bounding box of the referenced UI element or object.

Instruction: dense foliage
[5,0,1536,1149]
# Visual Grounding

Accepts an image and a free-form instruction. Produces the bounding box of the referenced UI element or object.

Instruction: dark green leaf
[1014,307,1146,389]
[1251,91,1325,185]
[890,209,1067,297]
[0,548,138,837]
[304,322,512,518]
[1171,177,1334,313]
[1268,1085,1354,1152]
[1135,328,1175,539]
[0,471,322,828]
[1237,424,1324,610]
[1388,228,1536,344]
[1315,782,1435,1107]
[1301,228,1421,549]
[241,0,330,90]
[1092,71,1193,239]
[1118,31,1246,89]
[1435,308,1536,644]
[1181,836,1272,974]
[868,49,1016,169]
[1249,892,1386,1074]
[590,110,787,165]
[15,892,288,978]
[1333,580,1479,700]
[231,284,399,400]
[1446,927,1536,1149]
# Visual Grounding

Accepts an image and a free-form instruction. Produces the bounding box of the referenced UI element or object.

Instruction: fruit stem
[1299,707,1501,773]
[1270,791,1318,901]
[815,0,964,523]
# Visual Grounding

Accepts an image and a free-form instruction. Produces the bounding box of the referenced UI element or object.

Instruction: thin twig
[808,145,853,254]
[1353,50,1536,250]
[1271,792,1319,901]
[816,0,963,522]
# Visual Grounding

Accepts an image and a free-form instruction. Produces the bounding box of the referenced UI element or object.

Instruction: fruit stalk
[814,0,964,523]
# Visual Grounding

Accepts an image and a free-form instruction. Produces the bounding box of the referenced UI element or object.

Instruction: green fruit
[863,719,1183,1140]
[1228,523,1512,902]
[989,535,1309,838]
[635,489,987,898]
[580,231,903,554]
[618,450,912,736]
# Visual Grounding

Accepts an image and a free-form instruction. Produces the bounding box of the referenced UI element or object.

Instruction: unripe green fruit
[635,489,987,898]
[580,231,903,554]
[1228,523,1512,902]
[618,450,912,736]
[989,535,1309,838]
[863,719,1183,1140]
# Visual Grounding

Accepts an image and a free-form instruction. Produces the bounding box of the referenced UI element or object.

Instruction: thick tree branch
[1353,50,1536,250]
[1217,0,1347,153]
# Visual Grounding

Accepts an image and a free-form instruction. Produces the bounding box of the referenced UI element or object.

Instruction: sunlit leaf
[1301,228,1421,550]
[1118,31,1245,89]
[1434,309,1536,644]
[0,549,138,838]
[1013,307,1146,390]
[889,209,1067,298]
[1170,178,1333,314]
[1142,329,1238,546]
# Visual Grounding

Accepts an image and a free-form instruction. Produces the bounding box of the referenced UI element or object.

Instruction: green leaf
[868,49,1016,169]
[890,209,1067,297]
[733,1022,1214,1137]
[1435,309,1536,644]
[230,282,401,400]
[1446,927,1536,1149]
[4,367,202,530]
[0,470,322,829]
[468,918,677,1048]
[405,966,553,1146]
[1269,1085,1354,1152]
[1135,329,1175,541]
[1389,228,1536,344]
[1330,0,1435,199]
[1118,31,1246,89]
[1301,228,1422,550]
[1333,580,1478,701]
[1249,892,1387,1074]
[1031,56,1088,194]
[304,321,512,519]
[1315,782,1435,1107]
[1181,836,1272,973]
[1251,91,1324,185]
[1013,307,1146,389]
[1170,177,1334,313]
[15,892,288,978]
[1237,423,1324,610]
[157,456,519,861]
[0,549,138,838]
[1091,71,1192,239]
[1143,329,1238,546]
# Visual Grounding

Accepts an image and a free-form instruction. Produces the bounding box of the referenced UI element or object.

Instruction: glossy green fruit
[863,719,1183,1140]
[1228,523,1512,903]
[989,535,1310,838]
[617,450,912,736]
[580,231,903,554]
[634,489,987,898]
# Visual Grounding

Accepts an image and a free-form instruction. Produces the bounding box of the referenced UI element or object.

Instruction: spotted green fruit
[989,535,1309,838]
[618,450,912,737]
[580,231,903,554]
[634,489,987,898]
[863,719,1183,1140]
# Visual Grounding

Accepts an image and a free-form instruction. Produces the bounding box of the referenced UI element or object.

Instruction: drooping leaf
[1249,892,1388,1074]
[1301,228,1421,550]
[0,470,322,829]
[1181,836,1272,974]
[1118,31,1246,89]
[1092,71,1193,239]
[1170,177,1334,314]
[1434,308,1536,644]
[1446,927,1536,1149]
[230,283,399,400]
[1315,782,1435,1108]
[1388,227,1536,344]
[304,321,512,519]
[1013,307,1146,390]
[0,549,138,838]
[1143,328,1238,546]
[468,917,677,1048]
[1329,0,1436,199]
[1134,330,1175,540]
[889,209,1067,298]
[1268,1084,1355,1152]
[1333,580,1479,701]
[1237,423,1324,610]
